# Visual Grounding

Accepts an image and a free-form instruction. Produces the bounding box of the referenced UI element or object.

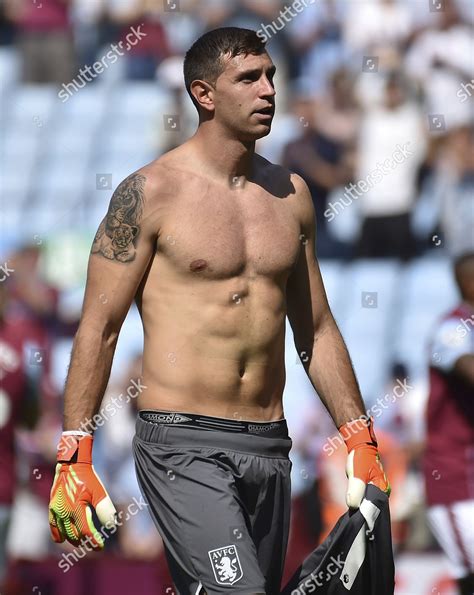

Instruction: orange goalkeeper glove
[339,416,391,509]
[49,432,117,549]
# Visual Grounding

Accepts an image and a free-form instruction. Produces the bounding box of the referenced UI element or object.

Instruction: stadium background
[0,0,473,593]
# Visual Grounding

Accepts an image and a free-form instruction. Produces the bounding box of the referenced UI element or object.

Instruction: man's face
[212,51,276,141]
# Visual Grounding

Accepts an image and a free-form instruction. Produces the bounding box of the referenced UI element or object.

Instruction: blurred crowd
[0,0,473,594]
[1,0,473,259]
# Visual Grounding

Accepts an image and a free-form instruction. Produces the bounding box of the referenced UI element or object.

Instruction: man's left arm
[286,174,390,508]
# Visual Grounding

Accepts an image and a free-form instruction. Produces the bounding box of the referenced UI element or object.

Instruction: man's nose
[259,76,276,98]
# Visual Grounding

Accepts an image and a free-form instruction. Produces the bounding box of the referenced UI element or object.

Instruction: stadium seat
[36,153,89,195]
[108,82,171,124]
[340,260,400,336]
[0,167,34,208]
[349,345,390,403]
[45,122,98,161]
[402,258,457,307]
[0,47,20,90]
[9,85,58,128]
[55,84,110,129]
[3,123,42,162]
[392,259,459,381]
[101,124,160,162]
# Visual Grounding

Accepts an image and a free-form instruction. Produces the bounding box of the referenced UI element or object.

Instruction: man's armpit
[91,173,147,263]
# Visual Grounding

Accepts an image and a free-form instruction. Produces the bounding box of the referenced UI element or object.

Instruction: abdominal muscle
[136,281,287,422]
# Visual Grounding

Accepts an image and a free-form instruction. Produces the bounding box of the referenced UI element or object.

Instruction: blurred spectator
[423,252,474,595]
[0,1,16,46]
[98,354,165,561]
[374,363,428,536]
[74,0,172,80]
[0,246,60,590]
[5,0,75,83]
[70,0,104,67]
[106,0,171,80]
[194,0,238,30]
[376,362,411,442]
[314,67,359,148]
[283,408,328,580]
[1,245,58,411]
[282,81,354,258]
[356,72,427,260]
[6,246,58,321]
[286,0,347,94]
[405,0,473,133]
[156,0,212,56]
[0,282,40,591]
[344,0,414,55]
[423,125,474,257]
[219,0,293,104]
[157,56,191,148]
[439,126,474,257]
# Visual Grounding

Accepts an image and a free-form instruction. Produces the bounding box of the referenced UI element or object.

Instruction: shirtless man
[48,27,390,594]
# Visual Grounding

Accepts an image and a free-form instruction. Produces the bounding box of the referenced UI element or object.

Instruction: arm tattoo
[91,173,146,263]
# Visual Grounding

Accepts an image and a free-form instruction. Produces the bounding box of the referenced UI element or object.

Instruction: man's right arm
[63,170,160,431]
[49,169,162,549]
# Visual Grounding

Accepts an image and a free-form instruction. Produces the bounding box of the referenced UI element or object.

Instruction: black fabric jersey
[281,484,395,595]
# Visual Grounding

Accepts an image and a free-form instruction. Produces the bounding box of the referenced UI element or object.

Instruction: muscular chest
[159,185,302,280]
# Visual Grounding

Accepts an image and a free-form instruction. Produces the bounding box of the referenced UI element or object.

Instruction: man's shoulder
[134,148,187,201]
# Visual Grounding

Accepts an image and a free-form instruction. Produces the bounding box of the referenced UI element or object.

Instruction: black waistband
[138,409,289,439]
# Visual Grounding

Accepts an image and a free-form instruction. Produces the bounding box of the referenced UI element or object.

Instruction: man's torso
[135,147,304,421]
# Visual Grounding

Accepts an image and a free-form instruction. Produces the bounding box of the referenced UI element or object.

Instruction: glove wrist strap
[57,433,93,464]
[338,416,378,452]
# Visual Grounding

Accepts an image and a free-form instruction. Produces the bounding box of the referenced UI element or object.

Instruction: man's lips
[253,107,274,119]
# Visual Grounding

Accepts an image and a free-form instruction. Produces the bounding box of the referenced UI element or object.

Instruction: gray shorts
[133,410,293,594]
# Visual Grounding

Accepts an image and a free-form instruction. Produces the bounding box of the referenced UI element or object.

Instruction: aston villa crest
[208,544,243,586]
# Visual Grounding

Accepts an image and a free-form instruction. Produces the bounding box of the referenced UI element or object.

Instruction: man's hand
[339,417,391,509]
[49,433,117,549]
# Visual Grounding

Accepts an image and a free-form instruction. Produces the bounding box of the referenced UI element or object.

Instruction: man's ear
[190,79,215,114]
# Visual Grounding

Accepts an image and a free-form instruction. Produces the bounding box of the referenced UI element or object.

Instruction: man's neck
[189,122,257,182]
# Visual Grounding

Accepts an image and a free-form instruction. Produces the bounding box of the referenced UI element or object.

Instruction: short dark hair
[183,27,267,113]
